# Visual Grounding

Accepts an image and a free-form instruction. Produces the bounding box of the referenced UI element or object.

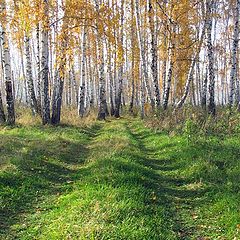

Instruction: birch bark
[0,0,15,125]
[229,0,240,108]
[135,0,155,111]
[0,89,5,123]
[95,0,107,120]
[25,36,38,114]
[206,0,216,115]
[148,0,161,109]
[78,27,87,117]
[115,0,125,118]
[41,0,51,124]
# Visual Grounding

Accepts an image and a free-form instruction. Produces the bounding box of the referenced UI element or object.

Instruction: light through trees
[0,0,239,125]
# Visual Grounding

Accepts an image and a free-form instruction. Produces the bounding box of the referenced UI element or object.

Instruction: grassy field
[0,117,240,239]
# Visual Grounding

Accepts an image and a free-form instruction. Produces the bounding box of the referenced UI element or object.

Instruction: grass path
[0,118,240,239]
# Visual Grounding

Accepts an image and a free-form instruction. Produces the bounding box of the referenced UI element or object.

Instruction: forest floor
[0,117,240,240]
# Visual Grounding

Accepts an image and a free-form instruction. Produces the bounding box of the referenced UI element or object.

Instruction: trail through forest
[0,118,240,239]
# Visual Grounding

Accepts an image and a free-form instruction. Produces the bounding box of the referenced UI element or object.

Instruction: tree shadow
[123,123,239,239]
[0,123,101,235]
[1,120,239,239]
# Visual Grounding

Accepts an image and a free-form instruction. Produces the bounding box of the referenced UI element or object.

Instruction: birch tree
[51,2,70,125]
[41,0,51,124]
[135,0,155,111]
[115,0,125,118]
[206,0,216,115]
[148,0,161,109]
[229,0,240,109]
[0,0,15,125]
[25,36,38,114]
[95,0,108,120]
[78,26,87,117]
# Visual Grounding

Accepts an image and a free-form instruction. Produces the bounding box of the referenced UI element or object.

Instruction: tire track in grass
[126,119,208,239]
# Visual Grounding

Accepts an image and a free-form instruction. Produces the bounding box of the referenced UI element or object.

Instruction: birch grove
[0,0,239,125]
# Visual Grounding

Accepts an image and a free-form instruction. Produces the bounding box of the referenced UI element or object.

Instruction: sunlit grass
[0,117,240,239]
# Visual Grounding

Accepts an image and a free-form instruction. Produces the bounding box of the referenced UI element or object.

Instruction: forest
[0,0,240,239]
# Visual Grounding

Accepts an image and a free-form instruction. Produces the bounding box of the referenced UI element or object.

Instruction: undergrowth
[145,107,240,139]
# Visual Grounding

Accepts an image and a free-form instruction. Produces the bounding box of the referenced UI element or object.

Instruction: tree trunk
[163,20,176,111]
[129,0,137,114]
[140,71,145,119]
[229,0,240,108]
[19,45,28,104]
[95,0,107,120]
[163,43,174,110]
[135,0,155,111]
[115,0,124,118]
[51,7,69,124]
[88,56,95,108]
[71,66,78,105]
[129,49,135,113]
[0,89,5,124]
[68,70,72,106]
[25,36,38,115]
[51,72,64,125]
[0,1,15,125]
[206,1,216,116]
[36,23,41,113]
[78,27,87,117]
[201,66,208,110]
[107,44,115,116]
[41,0,51,124]
[148,0,161,109]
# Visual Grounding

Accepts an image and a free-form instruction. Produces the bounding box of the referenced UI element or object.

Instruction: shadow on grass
[1,119,239,239]
[0,124,102,235]
[121,123,240,239]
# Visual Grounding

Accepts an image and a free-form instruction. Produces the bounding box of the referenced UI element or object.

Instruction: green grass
[0,118,240,239]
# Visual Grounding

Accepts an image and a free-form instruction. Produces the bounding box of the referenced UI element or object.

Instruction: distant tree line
[0,0,239,125]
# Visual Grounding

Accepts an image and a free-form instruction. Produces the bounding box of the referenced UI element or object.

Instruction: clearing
[0,118,240,239]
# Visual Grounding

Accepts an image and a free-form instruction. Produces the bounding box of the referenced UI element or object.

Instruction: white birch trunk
[135,0,155,111]
[206,0,216,115]
[229,0,240,108]
[0,1,15,125]
[78,26,87,117]
[41,0,50,124]
[115,0,125,118]
[95,0,107,120]
[25,36,38,115]
[149,0,161,109]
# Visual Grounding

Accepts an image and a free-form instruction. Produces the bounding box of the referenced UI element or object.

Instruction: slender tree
[206,0,216,116]
[115,0,125,118]
[149,0,161,109]
[41,0,51,124]
[135,0,155,111]
[0,0,15,125]
[95,0,108,120]
[25,36,38,114]
[78,26,87,118]
[229,0,240,109]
